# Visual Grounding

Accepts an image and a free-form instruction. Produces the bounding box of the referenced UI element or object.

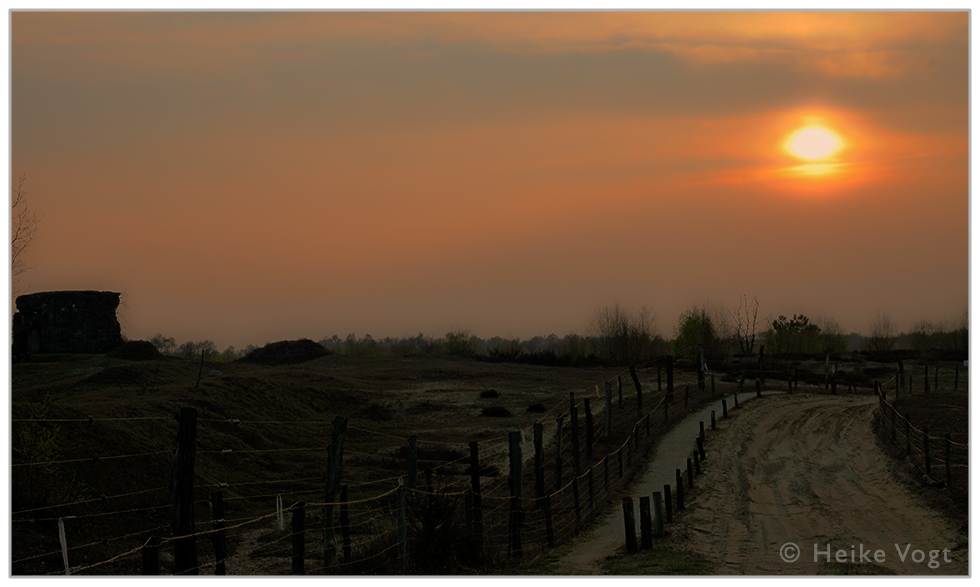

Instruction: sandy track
[676,394,968,575]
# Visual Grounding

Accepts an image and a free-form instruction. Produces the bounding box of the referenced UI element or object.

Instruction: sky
[8,10,970,351]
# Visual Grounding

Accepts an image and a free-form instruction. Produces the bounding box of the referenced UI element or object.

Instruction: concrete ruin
[12,290,123,355]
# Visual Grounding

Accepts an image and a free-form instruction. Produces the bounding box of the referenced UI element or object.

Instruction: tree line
[142,299,967,367]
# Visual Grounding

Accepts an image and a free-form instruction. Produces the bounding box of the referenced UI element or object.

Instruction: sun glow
[785,126,843,160]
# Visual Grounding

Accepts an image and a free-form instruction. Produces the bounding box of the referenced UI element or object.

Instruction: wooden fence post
[622,498,638,554]
[172,407,198,575]
[584,399,594,462]
[699,421,705,442]
[323,416,348,570]
[605,382,614,438]
[639,496,652,549]
[711,410,716,430]
[675,469,685,511]
[693,448,701,475]
[508,431,524,559]
[698,345,705,390]
[630,365,643,413]
[733,390,739,409]
[663,485,673,523]
[468,440,483,555]
[141,536,160,575]
[788,377,792,394]
[340,484,351,562]
[571,407,581,476]
[666,355,674,403]
[292,501,305,575]
[697,437,705,462]
[652,491,665,537]
[554,417,563,494]
[756,379,762,398]
[722,399,728,419]
[210,490,226,575]
[687,458,693,488]
[407,436,418,489]
[534,423,545,499]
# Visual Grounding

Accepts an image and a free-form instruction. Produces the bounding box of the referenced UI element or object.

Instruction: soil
[671,394,968,575]
[551,393,968,575]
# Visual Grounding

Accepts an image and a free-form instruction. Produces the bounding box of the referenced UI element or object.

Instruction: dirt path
[674,394,968,575]
[556,391,762,574]
[554,393,968,575]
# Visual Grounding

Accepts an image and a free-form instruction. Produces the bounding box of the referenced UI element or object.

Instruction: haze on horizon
[10,11,968,351]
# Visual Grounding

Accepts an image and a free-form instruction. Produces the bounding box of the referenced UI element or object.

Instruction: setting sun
[785,126,843,160]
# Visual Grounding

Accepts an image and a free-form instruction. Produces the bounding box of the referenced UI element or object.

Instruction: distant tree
[149,333,177,355]
[220,346,237,361]
[11,174,42,293]
[816,315,849,354]
[864,311,897,352]
[589,303,663,365]
[765,314,822,354]
[442,327,477,356]
[176,340,218,359]
[674,304,729,366]
[729,295,760,356]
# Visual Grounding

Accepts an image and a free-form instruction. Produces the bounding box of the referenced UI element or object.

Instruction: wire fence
[12,358,967,575]
[874,375,968,495]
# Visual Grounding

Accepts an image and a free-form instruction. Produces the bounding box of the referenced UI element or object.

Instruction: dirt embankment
[674,394,968,575]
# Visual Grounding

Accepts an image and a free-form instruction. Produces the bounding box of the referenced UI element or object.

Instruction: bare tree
[588,302,662,365]
[11,174,42,291]
[865,310,897,352]
[729,294,760,356]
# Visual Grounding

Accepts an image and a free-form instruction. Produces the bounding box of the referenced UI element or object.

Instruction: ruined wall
[13,290,123,355]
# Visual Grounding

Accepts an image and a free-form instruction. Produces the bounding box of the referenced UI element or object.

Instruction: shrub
[526,403,547,413]
[479,389,500,399]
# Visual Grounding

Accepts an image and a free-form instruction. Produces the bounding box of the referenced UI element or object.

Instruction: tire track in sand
[676,394,967,575]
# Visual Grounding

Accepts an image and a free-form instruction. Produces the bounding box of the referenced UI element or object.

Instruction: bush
[479,390,500,399]
[526,403,546,413]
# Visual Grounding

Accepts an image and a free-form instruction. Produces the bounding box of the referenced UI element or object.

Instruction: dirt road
[676,394,968,575]
[556,393,968,575]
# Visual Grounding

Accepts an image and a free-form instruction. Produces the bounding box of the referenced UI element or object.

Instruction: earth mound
[107,340,163,361]
[239,339,330,365]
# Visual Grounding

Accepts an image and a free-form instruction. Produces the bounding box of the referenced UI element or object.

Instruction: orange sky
[10,11,969,350]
